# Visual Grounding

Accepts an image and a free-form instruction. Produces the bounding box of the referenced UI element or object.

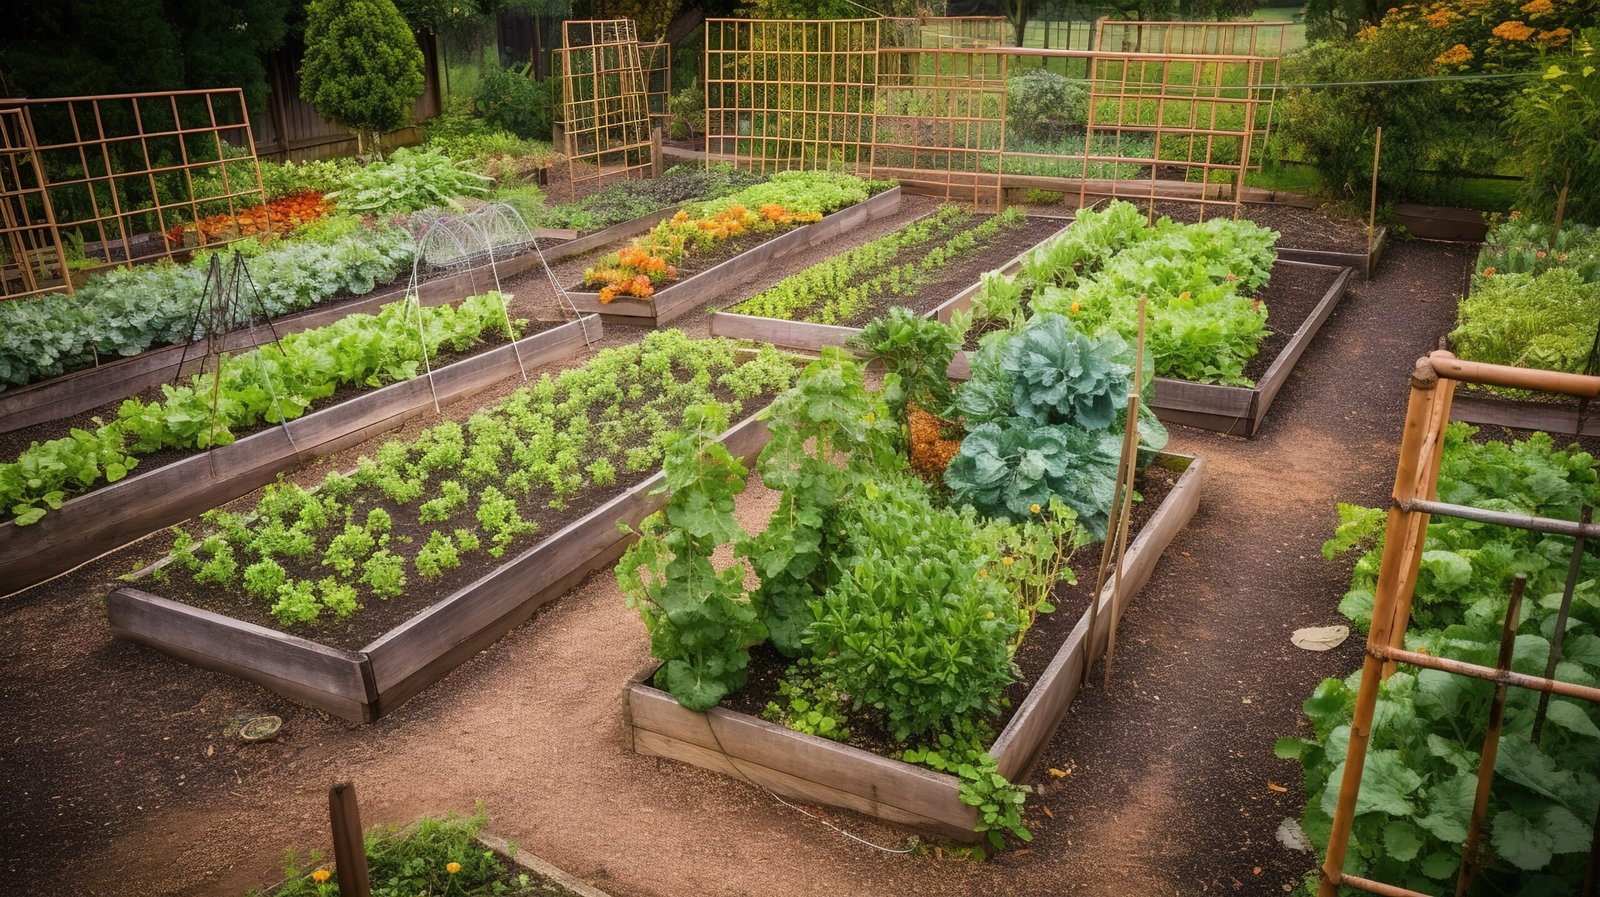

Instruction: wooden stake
[1534,505,1589,745]
[1368,126,1382,262]
[1553,167,1572,248]
[329,782,372,897]
[1104,298,1147,687]
[1454,575,1527,897]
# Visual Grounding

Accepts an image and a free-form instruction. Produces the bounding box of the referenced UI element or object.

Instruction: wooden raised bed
[625,451,1203,842]
[0,208,670,435]
[1276,228,1386,279]
[1449,393,1600,437]
[0,316,602,596]
[106,413,773,723]
[565,187,904,327]
[715,248,1352,438]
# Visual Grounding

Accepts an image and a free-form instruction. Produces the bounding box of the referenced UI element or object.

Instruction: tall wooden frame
[559,19,653,199]
[1319,351,1600,897]
[0,88,268,300]
[882,16,1007,49]
[1095,20,1289,169]
[870,48,1007,209]
[0,109,70,300]
[639,41,672,133]
[704,18,880,176]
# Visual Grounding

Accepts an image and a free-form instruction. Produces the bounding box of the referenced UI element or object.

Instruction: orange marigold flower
[1435,43,1475,64]
[1492,20,1535,40]
[1537,26,1572,43]
[1537,250,1547,259]
[1519,0,1553,14]
[1482,267,1496,276]
[312,869,332,883]
[1424,7,1459,27]
[446,862,462,875]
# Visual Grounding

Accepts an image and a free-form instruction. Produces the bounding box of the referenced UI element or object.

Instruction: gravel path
[0,228,1478,897]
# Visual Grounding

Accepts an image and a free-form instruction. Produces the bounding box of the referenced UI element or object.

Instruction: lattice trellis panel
[560,19,653,198]
[639,41,672,132]
[1078,51,1265,220]
[1095,21,1289,169]
[705,18,880,176]
[0,89,267,301]
[0,109,70,300]
[871,49,1008,209]
[882,16,1007,49]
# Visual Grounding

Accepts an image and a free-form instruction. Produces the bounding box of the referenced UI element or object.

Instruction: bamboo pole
[1454,575,1527,897]
[1553,167,1572,247]
[1533,505,1589,744]
[1319,358,1442,897]
[1368,126,1382,261]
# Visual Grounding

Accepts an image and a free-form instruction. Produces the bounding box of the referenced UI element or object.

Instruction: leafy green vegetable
[945,418,1122,534]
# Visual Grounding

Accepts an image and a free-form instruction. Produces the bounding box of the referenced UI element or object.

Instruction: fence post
[329,781,372,897]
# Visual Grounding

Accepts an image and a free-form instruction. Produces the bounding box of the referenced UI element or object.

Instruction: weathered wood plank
[1278,227,1384,279]
[1450,393,1600,437]
[107,588,373,722]
[991,453,1204,782]
[0,316,600,595]
[361,414,772,714]
[708,313,861,352]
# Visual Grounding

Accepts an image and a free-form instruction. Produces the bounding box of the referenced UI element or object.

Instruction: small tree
[299,0,425,158]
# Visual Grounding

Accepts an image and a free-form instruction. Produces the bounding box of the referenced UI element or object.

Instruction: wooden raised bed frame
[0,316,602,596]
[106,413,773,723]
[0,207,671,435]
[565,187,904,327]
[625,451,1203,842]
[714,252,1353,438]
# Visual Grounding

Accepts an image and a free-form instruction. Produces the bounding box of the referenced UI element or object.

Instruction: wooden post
[1367,126,1382,273]
[1552,167,1572,248]
[329,782,372,897]
[651,126,664,178]
[1534,505,1589,744]
[1383,371,1455,674]
[1318,357,1440,897]
[1103,298,1146,687]
[1454,575,1527,897]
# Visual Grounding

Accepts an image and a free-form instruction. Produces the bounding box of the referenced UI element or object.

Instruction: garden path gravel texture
[0,230,1478,897]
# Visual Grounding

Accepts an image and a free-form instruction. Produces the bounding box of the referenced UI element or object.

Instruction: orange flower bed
[166,191,333,246]
[908,404,963,482]
[582,201,820,304]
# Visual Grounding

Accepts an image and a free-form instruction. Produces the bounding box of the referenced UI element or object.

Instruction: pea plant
[159,332,799,628]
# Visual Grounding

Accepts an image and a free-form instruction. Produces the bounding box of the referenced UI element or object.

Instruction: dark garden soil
[1150,199,1375,254]
[1239,261,1346,383]
[721,464,1178,761]
[0,232,1479,897]
[817,215,1067,328]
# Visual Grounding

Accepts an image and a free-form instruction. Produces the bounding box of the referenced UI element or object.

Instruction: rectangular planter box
[0,206,670,436]
[1276,227,1386,279]
[0,316,602,596]
[566,187,904,328]
[106,412,773,723]
[715,246,1351,438]
[625,451,1204,842]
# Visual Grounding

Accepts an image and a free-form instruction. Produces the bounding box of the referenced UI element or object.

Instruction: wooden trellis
[559,19,653,199]
[704,18,880,176]
[639,41,672,133]
[1095,20,1290,169]
[882,16,1007,49]
[0,109,69,300]
[0,88,267,301]
[1319,351,1600,896]
[870,48,1007,210]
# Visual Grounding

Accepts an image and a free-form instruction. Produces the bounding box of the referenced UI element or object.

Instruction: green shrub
[299,0,425,155]
[669,84,704,140]
[474,63,553,141]
[1006,69,1088,143]
[1510,29,1600,225]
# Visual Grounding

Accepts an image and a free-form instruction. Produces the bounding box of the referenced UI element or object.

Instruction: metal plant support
[1318,351,1600,897]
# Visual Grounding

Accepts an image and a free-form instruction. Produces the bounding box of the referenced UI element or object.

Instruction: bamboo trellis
[559,19,653,199]
[0,88,268,301]
[639,41,672,133]
[0,108,69,300]
[1094,20,1290,169]
[704,22,1266,217]
[1319,351,1600,897]
[870,48,1008,209]
[704,18,880,176]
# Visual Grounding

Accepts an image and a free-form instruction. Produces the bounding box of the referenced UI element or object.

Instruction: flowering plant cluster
[165,191,334,246]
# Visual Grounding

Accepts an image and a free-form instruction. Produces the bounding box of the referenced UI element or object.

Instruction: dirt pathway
[0,238,1477,897]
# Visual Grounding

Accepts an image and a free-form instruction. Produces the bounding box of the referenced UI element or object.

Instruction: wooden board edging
[566,187,904,327]
[0,316,601,596]
[1449,393,1600,437]
[625,451,1202,842]
[535,206,683,263]
[0,253,551,434]
[1277,227,1386,279]
[103,405,766,723]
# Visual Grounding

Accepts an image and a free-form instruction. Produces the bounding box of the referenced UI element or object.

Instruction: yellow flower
[1001,556,1015,566]
[1492,20,1535,40]
[446,861,462,875]
[979,569,988,578]
[1435,43,1474,65]
[1537,26,1572,43]
[1069,301,1081,314]
[312,869,332,883]
[1030,503,1042,514]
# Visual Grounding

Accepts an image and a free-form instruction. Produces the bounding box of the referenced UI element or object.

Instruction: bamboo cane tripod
[1319,351,1600,897]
